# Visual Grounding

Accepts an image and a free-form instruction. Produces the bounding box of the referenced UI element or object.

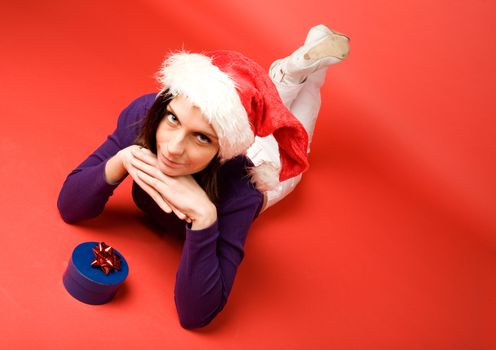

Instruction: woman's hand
[130,147,217,230]
[116,145,190,222]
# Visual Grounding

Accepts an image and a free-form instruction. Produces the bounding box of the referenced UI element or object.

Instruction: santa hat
[156,50,309,192]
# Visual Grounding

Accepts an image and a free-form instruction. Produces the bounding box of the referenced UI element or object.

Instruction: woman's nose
[167,133,185,156]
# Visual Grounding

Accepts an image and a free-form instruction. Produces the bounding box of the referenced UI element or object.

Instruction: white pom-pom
[247,161,281,192]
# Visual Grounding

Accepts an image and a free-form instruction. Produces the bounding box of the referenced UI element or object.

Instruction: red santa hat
[156,50,309,192]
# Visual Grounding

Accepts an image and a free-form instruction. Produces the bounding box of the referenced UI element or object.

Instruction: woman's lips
[160,154,183,168]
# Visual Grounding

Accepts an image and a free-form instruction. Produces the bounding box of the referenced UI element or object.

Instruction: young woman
[57,24,350,329]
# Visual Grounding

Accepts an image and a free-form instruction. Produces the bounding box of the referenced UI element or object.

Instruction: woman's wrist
[191,204,217,230]
[104,153,127,185]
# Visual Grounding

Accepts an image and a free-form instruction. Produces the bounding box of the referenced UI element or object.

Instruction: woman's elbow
[57,201,79,224]
[57,194,76,223]
[175,297,220,330]
[56,195,96,224]
[178,314,214,330]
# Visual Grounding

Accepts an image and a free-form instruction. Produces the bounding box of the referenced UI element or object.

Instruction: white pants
[246,67,327,212]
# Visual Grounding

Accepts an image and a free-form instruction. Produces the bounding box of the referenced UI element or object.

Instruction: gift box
[63,241,129,305]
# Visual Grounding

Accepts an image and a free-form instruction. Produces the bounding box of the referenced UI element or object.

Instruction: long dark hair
[134,90,221,205]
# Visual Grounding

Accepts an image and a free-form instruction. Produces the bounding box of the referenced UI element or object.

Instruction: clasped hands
[118,145,217,229]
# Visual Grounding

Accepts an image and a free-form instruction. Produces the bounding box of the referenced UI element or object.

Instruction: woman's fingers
[134,168,171,209]
[131,148,191,223]
[132,173,173,214]
[131,151,167,180]
[135,172,188,221]
[132,165,190,221]
[132,148,159,166]
[135,169,190,222]
[124,157,170,214]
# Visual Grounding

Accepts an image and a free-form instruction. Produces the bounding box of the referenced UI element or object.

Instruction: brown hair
[134,91,221,205]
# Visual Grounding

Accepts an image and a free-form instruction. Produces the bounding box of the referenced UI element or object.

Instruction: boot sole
[304,32,350,61]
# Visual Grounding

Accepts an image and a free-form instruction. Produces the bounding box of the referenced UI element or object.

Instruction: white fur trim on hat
[247,161,281,192]
[157,51,255,160]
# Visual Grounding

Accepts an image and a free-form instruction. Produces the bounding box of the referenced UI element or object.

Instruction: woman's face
[155,94,219,176]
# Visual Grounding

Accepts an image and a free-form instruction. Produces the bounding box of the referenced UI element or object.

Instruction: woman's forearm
[57,93,155,224]
[173,193,263,329]
[57,161,122,223]
[174,222,226,329]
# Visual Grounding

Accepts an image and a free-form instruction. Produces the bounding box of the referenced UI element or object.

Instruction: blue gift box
[63,241,129,305]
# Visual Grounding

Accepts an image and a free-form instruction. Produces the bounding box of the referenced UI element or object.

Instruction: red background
[1,0,495,348]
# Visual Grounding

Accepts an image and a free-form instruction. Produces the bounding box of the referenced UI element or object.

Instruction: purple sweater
[57,93,264,329]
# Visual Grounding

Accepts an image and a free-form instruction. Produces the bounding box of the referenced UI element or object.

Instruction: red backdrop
[0,0,495,348]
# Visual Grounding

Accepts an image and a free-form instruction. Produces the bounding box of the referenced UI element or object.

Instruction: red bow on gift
[91,242,121,275]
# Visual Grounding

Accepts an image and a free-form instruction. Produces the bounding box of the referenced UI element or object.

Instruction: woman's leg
[289,67,327,153]
[262,69,327,210]
[246,25,350,211]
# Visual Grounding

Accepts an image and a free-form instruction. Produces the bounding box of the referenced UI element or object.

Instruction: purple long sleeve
[174,186,263,329]
[57,93,264,329]
[57,94,154,222]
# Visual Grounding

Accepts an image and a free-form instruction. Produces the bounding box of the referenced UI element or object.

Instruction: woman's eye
[166,113,178,124]
[197,134,211,144]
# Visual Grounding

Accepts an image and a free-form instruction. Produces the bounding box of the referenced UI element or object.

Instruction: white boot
[270,24,350,84]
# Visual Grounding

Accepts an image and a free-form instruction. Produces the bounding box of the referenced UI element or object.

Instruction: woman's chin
[158,163,182,176]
